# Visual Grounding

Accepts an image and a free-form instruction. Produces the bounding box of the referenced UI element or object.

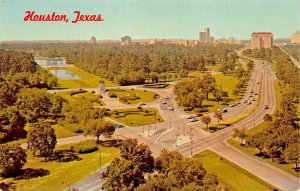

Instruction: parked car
[168,106,174,111]
[264,105,269,109]
[187,115,196,119]
[189,118,198,122]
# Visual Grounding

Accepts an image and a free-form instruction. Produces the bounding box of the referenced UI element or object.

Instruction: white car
[229,104,235,107]
[187,115,196,119]
[168,106,174,111]
[189,118,198,122]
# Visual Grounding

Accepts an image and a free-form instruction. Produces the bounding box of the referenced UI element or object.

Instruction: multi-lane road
[46,53,299,191]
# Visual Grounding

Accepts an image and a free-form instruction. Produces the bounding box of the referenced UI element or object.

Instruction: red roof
[252,32,272,34]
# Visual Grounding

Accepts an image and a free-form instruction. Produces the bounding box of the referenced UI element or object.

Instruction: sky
[0,0,299,41]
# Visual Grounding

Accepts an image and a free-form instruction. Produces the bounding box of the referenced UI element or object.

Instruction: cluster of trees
[241,47,299,168]
[1,43,241,85]
[0,50,62,143]
[102,138,222,191]
[174,74,228,110]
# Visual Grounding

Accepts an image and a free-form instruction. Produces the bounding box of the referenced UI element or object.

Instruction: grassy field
[193,150,277,191]
[57,91,106,106]
[1,140,119,191]
[228,139,298,177]
[49,66,117,89]
[109,108,163,126]
[108,89,159,104]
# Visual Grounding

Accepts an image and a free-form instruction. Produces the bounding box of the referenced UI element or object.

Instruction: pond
[35,57,66,66]
[49,69,82,80]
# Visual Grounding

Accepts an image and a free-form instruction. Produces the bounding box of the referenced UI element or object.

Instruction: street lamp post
[155,111,157,131]
[99,145,102,168]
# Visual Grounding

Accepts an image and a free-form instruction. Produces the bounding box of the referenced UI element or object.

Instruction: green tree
[0,144,27,177]
[201,115,211,131]
[84,119,115,144]
[247,133,266,154]
[155,149,183,175]
[102,158,144,191]
[198,74,216,100]
[28,122,57,158]
[263,114,273,122]
[120,138,154,173]
[213,110,223,125]
[284,143,300,169]
[136,173,171,191]
[233,128,247,144]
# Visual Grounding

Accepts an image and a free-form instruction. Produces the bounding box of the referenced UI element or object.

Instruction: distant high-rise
[251,32,273,49]
[199,27,212,44]
[291,31,300,44]
[121,36,132,46]
[90,35,96,43]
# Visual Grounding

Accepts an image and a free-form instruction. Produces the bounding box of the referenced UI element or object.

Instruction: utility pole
[99,146,102,168]
[148,125,150,137]
[253,109,256,128]
[155,111,157,131]
[169,117,171,130]
[142,122,144,133]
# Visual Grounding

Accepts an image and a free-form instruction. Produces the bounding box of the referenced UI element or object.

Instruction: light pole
[155,111,157,131]
[99,145,102,168]
[169,117,172,130]
[142,122,144,133]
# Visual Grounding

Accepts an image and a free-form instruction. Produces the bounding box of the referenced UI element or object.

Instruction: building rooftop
[252,32,273,35]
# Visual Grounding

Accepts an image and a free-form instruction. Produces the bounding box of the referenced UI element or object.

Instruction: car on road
[251,90,254,93]
[243,100,248,103]
[138,102,146,107]
[255,93,258,95]
[252,98,256,101]
[249,95,253,97]
[235,102,240,105]
[247,101,252,105]
[221,108,228,113]
[162,101,167,104]
[257,82,260,84]
[165,96,170,99]
[168,106,174,111]
[189,118,198,122]
[114,124,124,128]
[264,105,269,109]
[187,115,196,119]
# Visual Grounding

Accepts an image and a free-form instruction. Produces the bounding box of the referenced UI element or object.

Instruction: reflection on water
[35,58,66,66]
[49,69,82,80]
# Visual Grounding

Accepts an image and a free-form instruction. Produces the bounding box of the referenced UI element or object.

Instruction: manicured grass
[188,71,206,78]
[193,150,277,191]
[228,139,299,177]
[52,121,84,138]
[57,91,106,106]
[109,108,163,126]
[214,74,240,99]
[49,66,116,88]
[108,89,159,104]
[2,141,119,191]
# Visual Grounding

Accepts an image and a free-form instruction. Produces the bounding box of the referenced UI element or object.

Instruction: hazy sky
[0,0,299,41]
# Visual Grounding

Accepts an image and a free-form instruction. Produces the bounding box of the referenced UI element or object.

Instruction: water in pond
[35,58,66,66]
[49,69,82,80]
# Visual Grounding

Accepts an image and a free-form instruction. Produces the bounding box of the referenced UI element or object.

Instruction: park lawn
[193,150,277,191]
[214,74,240,99]
[228,139,299,177]
[51,66,116,89]
[57,91,106,106]
[7,141,120,191]
[109,89,159,104]
[188,71,205,78]
[109,108,163,126]
[52,121,84,138]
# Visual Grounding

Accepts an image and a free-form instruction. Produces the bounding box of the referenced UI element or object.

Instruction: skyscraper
[199,27,211,44]
[291,31,300,44]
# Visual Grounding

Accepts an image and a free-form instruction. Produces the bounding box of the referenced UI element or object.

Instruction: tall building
[90,35,96,43]
[199,27,212,44]
[121,36,132,46]
[291,31,300,44]
[251,32,273,49]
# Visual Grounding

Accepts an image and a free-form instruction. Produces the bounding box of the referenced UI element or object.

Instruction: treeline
[0,43,241,85]
[241,47,299,168]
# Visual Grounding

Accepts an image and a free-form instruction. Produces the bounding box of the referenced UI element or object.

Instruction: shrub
[74,129,84,133]
[78,146,98,154]
[108,93,117,98]
[71,140,99,154]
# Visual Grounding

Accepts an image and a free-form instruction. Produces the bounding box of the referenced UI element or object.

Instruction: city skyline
[0,0,299,41]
